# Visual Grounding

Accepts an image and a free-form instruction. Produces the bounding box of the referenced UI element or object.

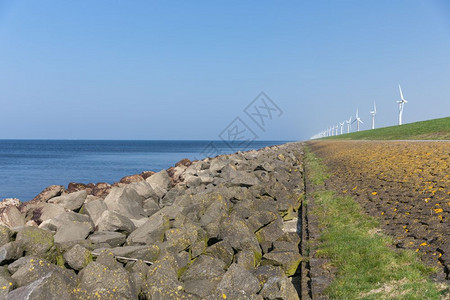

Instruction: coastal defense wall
[0,143,305,299]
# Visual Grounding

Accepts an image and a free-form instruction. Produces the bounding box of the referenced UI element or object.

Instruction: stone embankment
[0,143,305,299]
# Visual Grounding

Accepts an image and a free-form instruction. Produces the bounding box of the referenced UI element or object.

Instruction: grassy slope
[322,116,450,140]
[304,147,449,299]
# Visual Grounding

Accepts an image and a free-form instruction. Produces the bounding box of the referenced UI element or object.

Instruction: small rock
[96,210,136,234]
[63,244,92,271]
[88,231,126,247]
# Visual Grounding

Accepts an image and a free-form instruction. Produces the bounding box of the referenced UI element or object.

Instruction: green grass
[322,116,450,140]
[304,147,449,299]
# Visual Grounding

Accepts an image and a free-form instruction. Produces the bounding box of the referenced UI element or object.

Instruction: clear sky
[0,1,449,141]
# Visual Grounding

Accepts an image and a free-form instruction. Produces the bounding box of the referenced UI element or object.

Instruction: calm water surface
[0,140,286,201]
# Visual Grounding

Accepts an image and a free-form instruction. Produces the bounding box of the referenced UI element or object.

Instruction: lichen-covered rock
[181,255,226,297]
[253,265,299,300]
[48,190,87,211]
[0,225,12,245]
[216,263,261,297]
[11,258,76,288]
[205,240,234,267]
[255,218,285,244]
[261,250,302,276]
[15,227,55,260]
[63,244,92,271]
[7,271,73,300]
[104,245,160,263]
[78,262,137,299]
[0,274,14,299]
[95,210,136,234]
[219,215,261,256]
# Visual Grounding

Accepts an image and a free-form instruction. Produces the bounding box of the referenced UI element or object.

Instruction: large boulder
[15,227,55,260]
[253,265,299,300]
[82,199,107,224]
[87,231,126,248]
[145,170,172,198]
[0,242,23,264]
[127,212,170,245]
[7,271,73,300]
[63,244,92,271]
[78,262,137,299]
[216,263,261,297]
[27,203,65,225]
[262,250,302,276]
[0,225,12,245]
[41,212,93,244]
[127,181,158,199]
[0,206,25,228]
[48,190,87,211]
[11,258,76,288]
[95,210,136,234]
[104,186,146,219]
[181,255,226,298]
[30,185,64,203]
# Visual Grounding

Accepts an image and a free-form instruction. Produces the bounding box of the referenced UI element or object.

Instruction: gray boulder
[145,170,171,197]
[48,190,87,211]
[78,262,137,299]
[7,271,72,300]
[205,240,234,267]
[255,218,285,244]
[87,231,126,247]
[11,258,76,288]
[95,210,136,234]
[216,263,261,297]
[0,225,12,245]
[127,212,170,245]
[181,255,226,297]
[15,227,55,260]
[0,242,23,264]
[262,250,302,276]
[27,203,65,224]
[104,186,146,219]
[44,212,94,244]
[127,181,157,199]
[83,199,107,224]
[63,244,92,271]
[102,245,160,263]
[30,185,64,203]
[0,274,14,299]
[0,206,25,228]
[253,265,299,300]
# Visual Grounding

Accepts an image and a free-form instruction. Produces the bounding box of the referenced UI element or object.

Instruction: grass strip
[304,147,449,299]
[322,116,450,140]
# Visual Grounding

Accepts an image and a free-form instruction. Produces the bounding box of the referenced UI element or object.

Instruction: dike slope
[0,142,304,299]
[308,140,450,281]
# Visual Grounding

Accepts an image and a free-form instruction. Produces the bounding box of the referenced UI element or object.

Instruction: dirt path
[307,140,449,281]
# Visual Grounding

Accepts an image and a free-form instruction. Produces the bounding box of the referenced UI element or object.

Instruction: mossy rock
[16,227,56,262]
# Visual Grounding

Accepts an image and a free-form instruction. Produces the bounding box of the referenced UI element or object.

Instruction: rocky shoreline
[0,142,304,299]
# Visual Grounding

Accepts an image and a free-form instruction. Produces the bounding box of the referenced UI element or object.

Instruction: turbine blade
[399,84,405,100]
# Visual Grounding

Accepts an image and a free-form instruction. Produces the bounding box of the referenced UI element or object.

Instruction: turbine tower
[352,109,363,132]
[370,102,377,129]
[339,121,345,135]
[335,124,339,136]
[346,116,352,133]
[397,84,407,125]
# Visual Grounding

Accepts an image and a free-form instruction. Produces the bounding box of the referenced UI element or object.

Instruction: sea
[0,140,287,201]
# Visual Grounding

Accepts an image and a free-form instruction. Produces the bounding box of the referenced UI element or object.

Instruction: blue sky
[0,1,449,140]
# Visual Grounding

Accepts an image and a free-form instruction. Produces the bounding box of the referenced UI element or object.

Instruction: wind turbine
[346,116,352,133]
[397,84,407,125]
[335,124,339,136]
[331,125,335,136]
[370,102,377,129]
[339,121,345,135]
[352,109,363,132]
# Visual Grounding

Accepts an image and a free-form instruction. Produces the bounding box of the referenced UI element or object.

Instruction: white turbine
[339,121,345,135]
[335,125,338,136]
[346,116,352,133]
[397,84,407,125]
[352,109,363,132]
[331,125,335,136]
[370,102,377,129]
